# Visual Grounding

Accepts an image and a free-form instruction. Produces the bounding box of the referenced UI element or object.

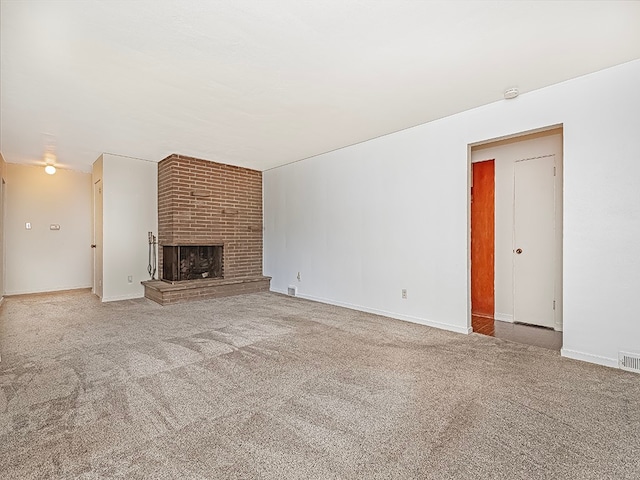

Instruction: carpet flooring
[0,290,638,479]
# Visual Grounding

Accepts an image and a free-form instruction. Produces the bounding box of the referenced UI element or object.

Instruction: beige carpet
[0,290,638,479]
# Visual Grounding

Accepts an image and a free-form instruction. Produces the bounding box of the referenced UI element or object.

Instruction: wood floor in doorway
[472,315,562,351]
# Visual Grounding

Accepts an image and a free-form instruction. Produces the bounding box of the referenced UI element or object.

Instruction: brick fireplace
[142,154,270,304]
[162,245,223,282]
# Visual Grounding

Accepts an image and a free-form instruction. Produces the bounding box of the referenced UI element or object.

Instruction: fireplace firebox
[162,245,223,283]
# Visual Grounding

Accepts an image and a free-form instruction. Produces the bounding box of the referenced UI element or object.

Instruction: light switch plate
[25,222,31,230]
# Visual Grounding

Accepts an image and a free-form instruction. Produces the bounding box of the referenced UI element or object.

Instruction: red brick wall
[158,154,263,279]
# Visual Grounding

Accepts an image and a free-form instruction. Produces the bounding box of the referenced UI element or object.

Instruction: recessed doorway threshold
[472,316,562,351]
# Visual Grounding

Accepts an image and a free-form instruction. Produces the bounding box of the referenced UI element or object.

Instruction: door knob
[91,244,96,248]
[515,248,523,254]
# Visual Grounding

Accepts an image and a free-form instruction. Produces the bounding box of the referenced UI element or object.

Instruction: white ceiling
[1,1,640,173]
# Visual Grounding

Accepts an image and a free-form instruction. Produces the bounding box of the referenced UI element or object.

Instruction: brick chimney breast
[157,154,263,280]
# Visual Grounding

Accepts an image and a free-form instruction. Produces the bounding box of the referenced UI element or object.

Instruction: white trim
[282,290,471,334]
[494,312,513,323]
[101,293,144,302]
[4,285,92,296]
[561,348,618,369]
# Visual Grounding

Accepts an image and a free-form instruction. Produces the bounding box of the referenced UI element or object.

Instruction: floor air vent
[287,286,297,296]
[619,352,640,373]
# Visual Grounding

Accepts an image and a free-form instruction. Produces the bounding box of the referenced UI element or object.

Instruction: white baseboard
[101,293,145,302]
[494,312,513,323]
[277,289,471,335]
[561,348,618,369]
[5,285,92,296]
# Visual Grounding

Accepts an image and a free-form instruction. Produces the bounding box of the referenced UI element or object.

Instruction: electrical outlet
[297,272,301,282]
[127,275,133,283]
[401,289,407,299]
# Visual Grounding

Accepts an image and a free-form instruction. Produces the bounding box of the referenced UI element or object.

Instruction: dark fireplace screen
[163,245,223,282]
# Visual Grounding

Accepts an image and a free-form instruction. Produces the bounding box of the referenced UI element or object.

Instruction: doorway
[93,179,103,299]
[1,178,5,301]
[470,127,563,348]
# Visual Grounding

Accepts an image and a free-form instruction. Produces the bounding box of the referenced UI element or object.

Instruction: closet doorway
[470,127,563,349]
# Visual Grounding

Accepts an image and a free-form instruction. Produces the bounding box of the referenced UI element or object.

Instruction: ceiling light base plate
[504,88,519,100]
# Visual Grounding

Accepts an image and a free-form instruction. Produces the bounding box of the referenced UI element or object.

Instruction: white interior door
[93,179,103,299]
[513,155,556,328]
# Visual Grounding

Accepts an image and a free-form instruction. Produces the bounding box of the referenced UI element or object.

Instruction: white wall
[5,164,92,294]
[100,154,157,302]
[471,132,563,328]
[264,59,640,368]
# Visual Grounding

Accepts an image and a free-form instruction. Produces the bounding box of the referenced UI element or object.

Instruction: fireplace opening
[163,245,223,283]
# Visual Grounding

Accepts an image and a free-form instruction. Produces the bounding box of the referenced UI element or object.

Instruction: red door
[471,160,495,318]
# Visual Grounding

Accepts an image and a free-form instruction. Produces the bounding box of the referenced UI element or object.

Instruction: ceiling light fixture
[43,150,57,175]
[504,87,519,99]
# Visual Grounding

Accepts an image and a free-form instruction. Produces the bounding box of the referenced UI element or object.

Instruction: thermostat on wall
[50,224,60,230]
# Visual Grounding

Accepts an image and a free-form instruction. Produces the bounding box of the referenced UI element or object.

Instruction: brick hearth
[143,153,270,304]
[142,276,271,305]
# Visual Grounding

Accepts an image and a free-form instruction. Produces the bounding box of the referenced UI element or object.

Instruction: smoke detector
[504,87,519,100]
